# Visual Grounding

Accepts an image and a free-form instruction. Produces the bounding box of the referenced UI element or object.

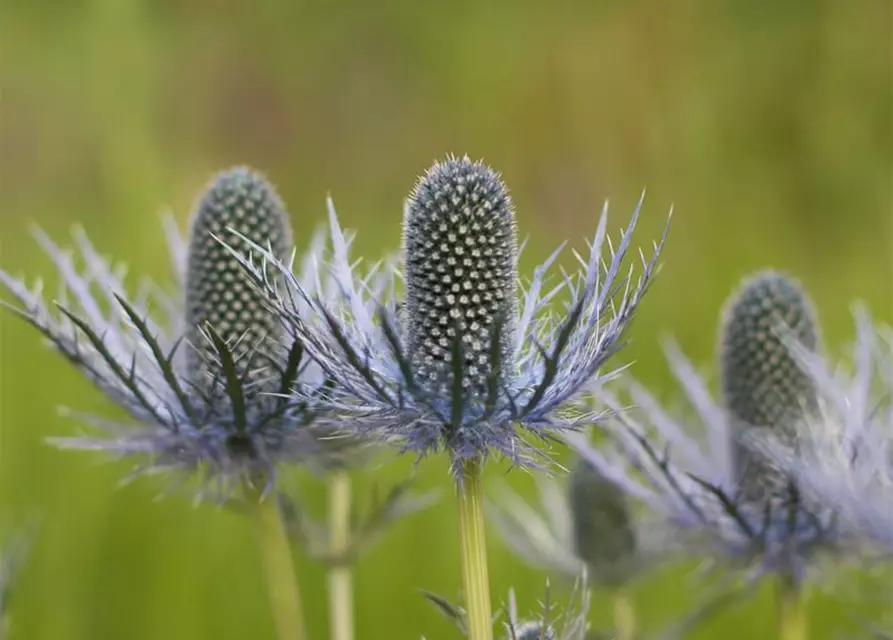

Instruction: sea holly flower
[227,155,668,475]
[229,154,667,640]
[499,582,591,640]
[0,166,404,640]
[721,271,821,503]
[423,571,741,640]
[565,272,866,609]
[564,271,893,640]
[0,167,365,498]
[748,309,893,556]
[567,272,880,639]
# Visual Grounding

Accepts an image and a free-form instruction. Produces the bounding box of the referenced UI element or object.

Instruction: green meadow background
[1,1,891,638]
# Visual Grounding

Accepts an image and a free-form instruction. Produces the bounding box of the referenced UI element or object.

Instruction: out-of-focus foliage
[0,1,889,639]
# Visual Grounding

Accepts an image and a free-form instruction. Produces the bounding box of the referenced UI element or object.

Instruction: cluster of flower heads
[0,167,369,499]
[229,155,668,478]
[6,153,891,635]
[565,271,885,587]
[1,156,668,493]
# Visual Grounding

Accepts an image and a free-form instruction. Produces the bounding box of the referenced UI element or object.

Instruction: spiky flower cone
[185,166,293,392]
[403,154,518,401]
[568,456,636,588]
[185,166,306,640]
[405,155,520,640]
[720,270,820,503]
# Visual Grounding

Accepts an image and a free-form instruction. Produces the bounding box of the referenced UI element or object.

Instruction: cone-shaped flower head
[185,167,292,388]
[403,158,517,398]
[749,310,893,555]
[0,166,356,499]
[720,271,820,501]
[228,154,668,477]
[568,456,636,587]
[565,271,859,586]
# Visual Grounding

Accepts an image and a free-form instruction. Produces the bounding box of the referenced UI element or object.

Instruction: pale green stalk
[778,578,807,640]
[327,470,354,640]
[250,486,308,640]
[457,457,493,640]
[613,591,636,640]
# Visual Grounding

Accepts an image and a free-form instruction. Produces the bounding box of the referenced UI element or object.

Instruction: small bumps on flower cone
[184,167,293,393]
[719,270,820,503]
[402,155,518,397]
[569,455,637,588]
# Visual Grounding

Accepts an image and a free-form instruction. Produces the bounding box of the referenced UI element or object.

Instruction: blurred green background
[1,1,891,638]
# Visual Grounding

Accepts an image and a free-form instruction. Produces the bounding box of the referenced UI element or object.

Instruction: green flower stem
[457,457,493,640]
[778,579,807,640]
[613,591,636,640]
[327,470,354,640]
[250,486,308,640]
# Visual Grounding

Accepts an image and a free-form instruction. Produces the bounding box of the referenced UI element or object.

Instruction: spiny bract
[227,154,668,477]
[501,581,590,640]
[0,166,360,499]
[720,270,820,501]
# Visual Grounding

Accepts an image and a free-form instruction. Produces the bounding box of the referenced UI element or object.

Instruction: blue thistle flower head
[720,270,820,502]
[0,166,362,499]
[565,271,862,587]
[228,154,668,477]
[748,308,893,556]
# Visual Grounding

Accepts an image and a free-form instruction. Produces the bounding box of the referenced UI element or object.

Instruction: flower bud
[569,455,636,586]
